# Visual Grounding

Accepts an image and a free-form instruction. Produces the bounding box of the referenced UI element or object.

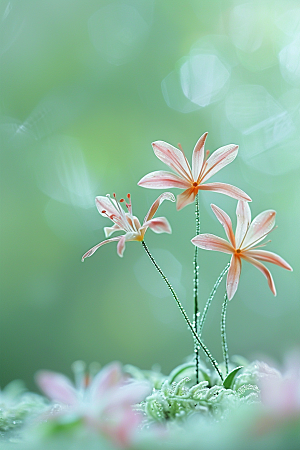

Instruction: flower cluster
[83,132,292,300]
[32,132,293,447]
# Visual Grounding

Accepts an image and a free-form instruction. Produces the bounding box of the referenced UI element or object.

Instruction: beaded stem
[221,291,229,376]
[193,193,200,383]
[198,263,230,337]
[142,240,223,382]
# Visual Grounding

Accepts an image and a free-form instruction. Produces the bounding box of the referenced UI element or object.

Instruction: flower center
[236,249,241,253]
[193,182,198,187]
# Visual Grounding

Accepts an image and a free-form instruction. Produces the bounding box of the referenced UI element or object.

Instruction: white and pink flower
[82,192,175,259]
[138,132,251,210]
[191,201,292,300]
[36,362,151,446]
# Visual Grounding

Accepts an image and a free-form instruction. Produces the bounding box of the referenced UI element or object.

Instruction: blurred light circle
[225,85,300,175]
[279,36,300,85]
[275,8,300,38]
[161,68,201,113]
[180,53,230,107]
[229,2,263,53]
[88,3,149,66]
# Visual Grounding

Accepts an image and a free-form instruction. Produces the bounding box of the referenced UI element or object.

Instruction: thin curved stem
[142,240,223,382]
[198,263,230,337]
[221,291,229,376]
[193,193,200,383]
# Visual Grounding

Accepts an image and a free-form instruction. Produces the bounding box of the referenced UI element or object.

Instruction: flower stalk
[198,263,230,337]
[142,240,223,382]
[221,292,229,376]
[193,193,200,383]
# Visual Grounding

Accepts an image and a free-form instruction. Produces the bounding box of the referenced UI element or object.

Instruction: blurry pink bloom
[138,132,251,210]
[36,362,151,446]
[191,201,292,300]
[259,352,300,418]
[82,192,175,260]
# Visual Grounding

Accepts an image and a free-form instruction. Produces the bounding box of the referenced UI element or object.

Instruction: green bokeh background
[1,0,299,390]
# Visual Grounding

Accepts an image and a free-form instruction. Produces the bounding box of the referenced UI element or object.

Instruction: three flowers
[82,132,292,300]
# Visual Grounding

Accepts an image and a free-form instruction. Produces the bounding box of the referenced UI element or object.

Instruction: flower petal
[143,217,172,234]
[95,196,119,218]
[35,371,78,406]
[89,362,123,402]
[143,192,175,223]
[138,170,190,189]
[211,204,235,247]
[104,223,122,237]
[235,201,251,248]
[200,144,238,183]
[226,255,241,300]
[176,187,196,210]
[117,235,126,257]
[81,236,122,261]
[245,250,293,271]
[191,234,234,254]
[242,210,276,249]
[242,254,276,296]
[108,380,151,408]
[199,182,252,202]
[192,132,208,180]
[152,141,193,181]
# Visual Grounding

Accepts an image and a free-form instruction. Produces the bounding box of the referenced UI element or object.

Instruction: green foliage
[0,380,47,436]
[139,360,260,424]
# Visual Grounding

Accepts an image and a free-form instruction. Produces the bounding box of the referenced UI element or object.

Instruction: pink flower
[36,362,151,446]
[138,132,251,210]
[82,192,175,260]
[259,352,300,418]
[191,201,292,300]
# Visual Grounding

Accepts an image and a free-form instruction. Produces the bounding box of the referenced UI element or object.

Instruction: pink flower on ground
[138,132,251,210]
[36,362,151,447]
[191,201,292,300]
[82,192,175,260]
[259,352,300,418]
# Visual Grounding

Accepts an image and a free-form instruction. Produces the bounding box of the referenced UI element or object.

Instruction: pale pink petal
[200,144,238,183]
[99,408,141,447]
[226,255,241,300]
[191,234,234,254]
[242,254,276,296]
[211,204,236,247]
[245,250,293,271]
[81,236,122,261]
[242,210,276,249]
[143,192,175,223]
[192,132,208,180]
[138,171,190,189]
[117,235,126,257]
[104,223,122,237]
[89,362,123,402]
[152,141,193,181]
[35,371,78,406]
[176,187,196,210]
[235,201,251,248]
[143,217,172,234]
[108,381,151,408]
[199,182,252,202]
[95,196,120,219]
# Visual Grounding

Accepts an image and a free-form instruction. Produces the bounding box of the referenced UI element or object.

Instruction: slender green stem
[193,193,200,383]
[198,263,230,337]
[221,291,229,376]
[142,240,223,382]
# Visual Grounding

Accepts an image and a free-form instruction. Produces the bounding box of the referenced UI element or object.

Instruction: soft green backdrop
[1,0,299,390]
